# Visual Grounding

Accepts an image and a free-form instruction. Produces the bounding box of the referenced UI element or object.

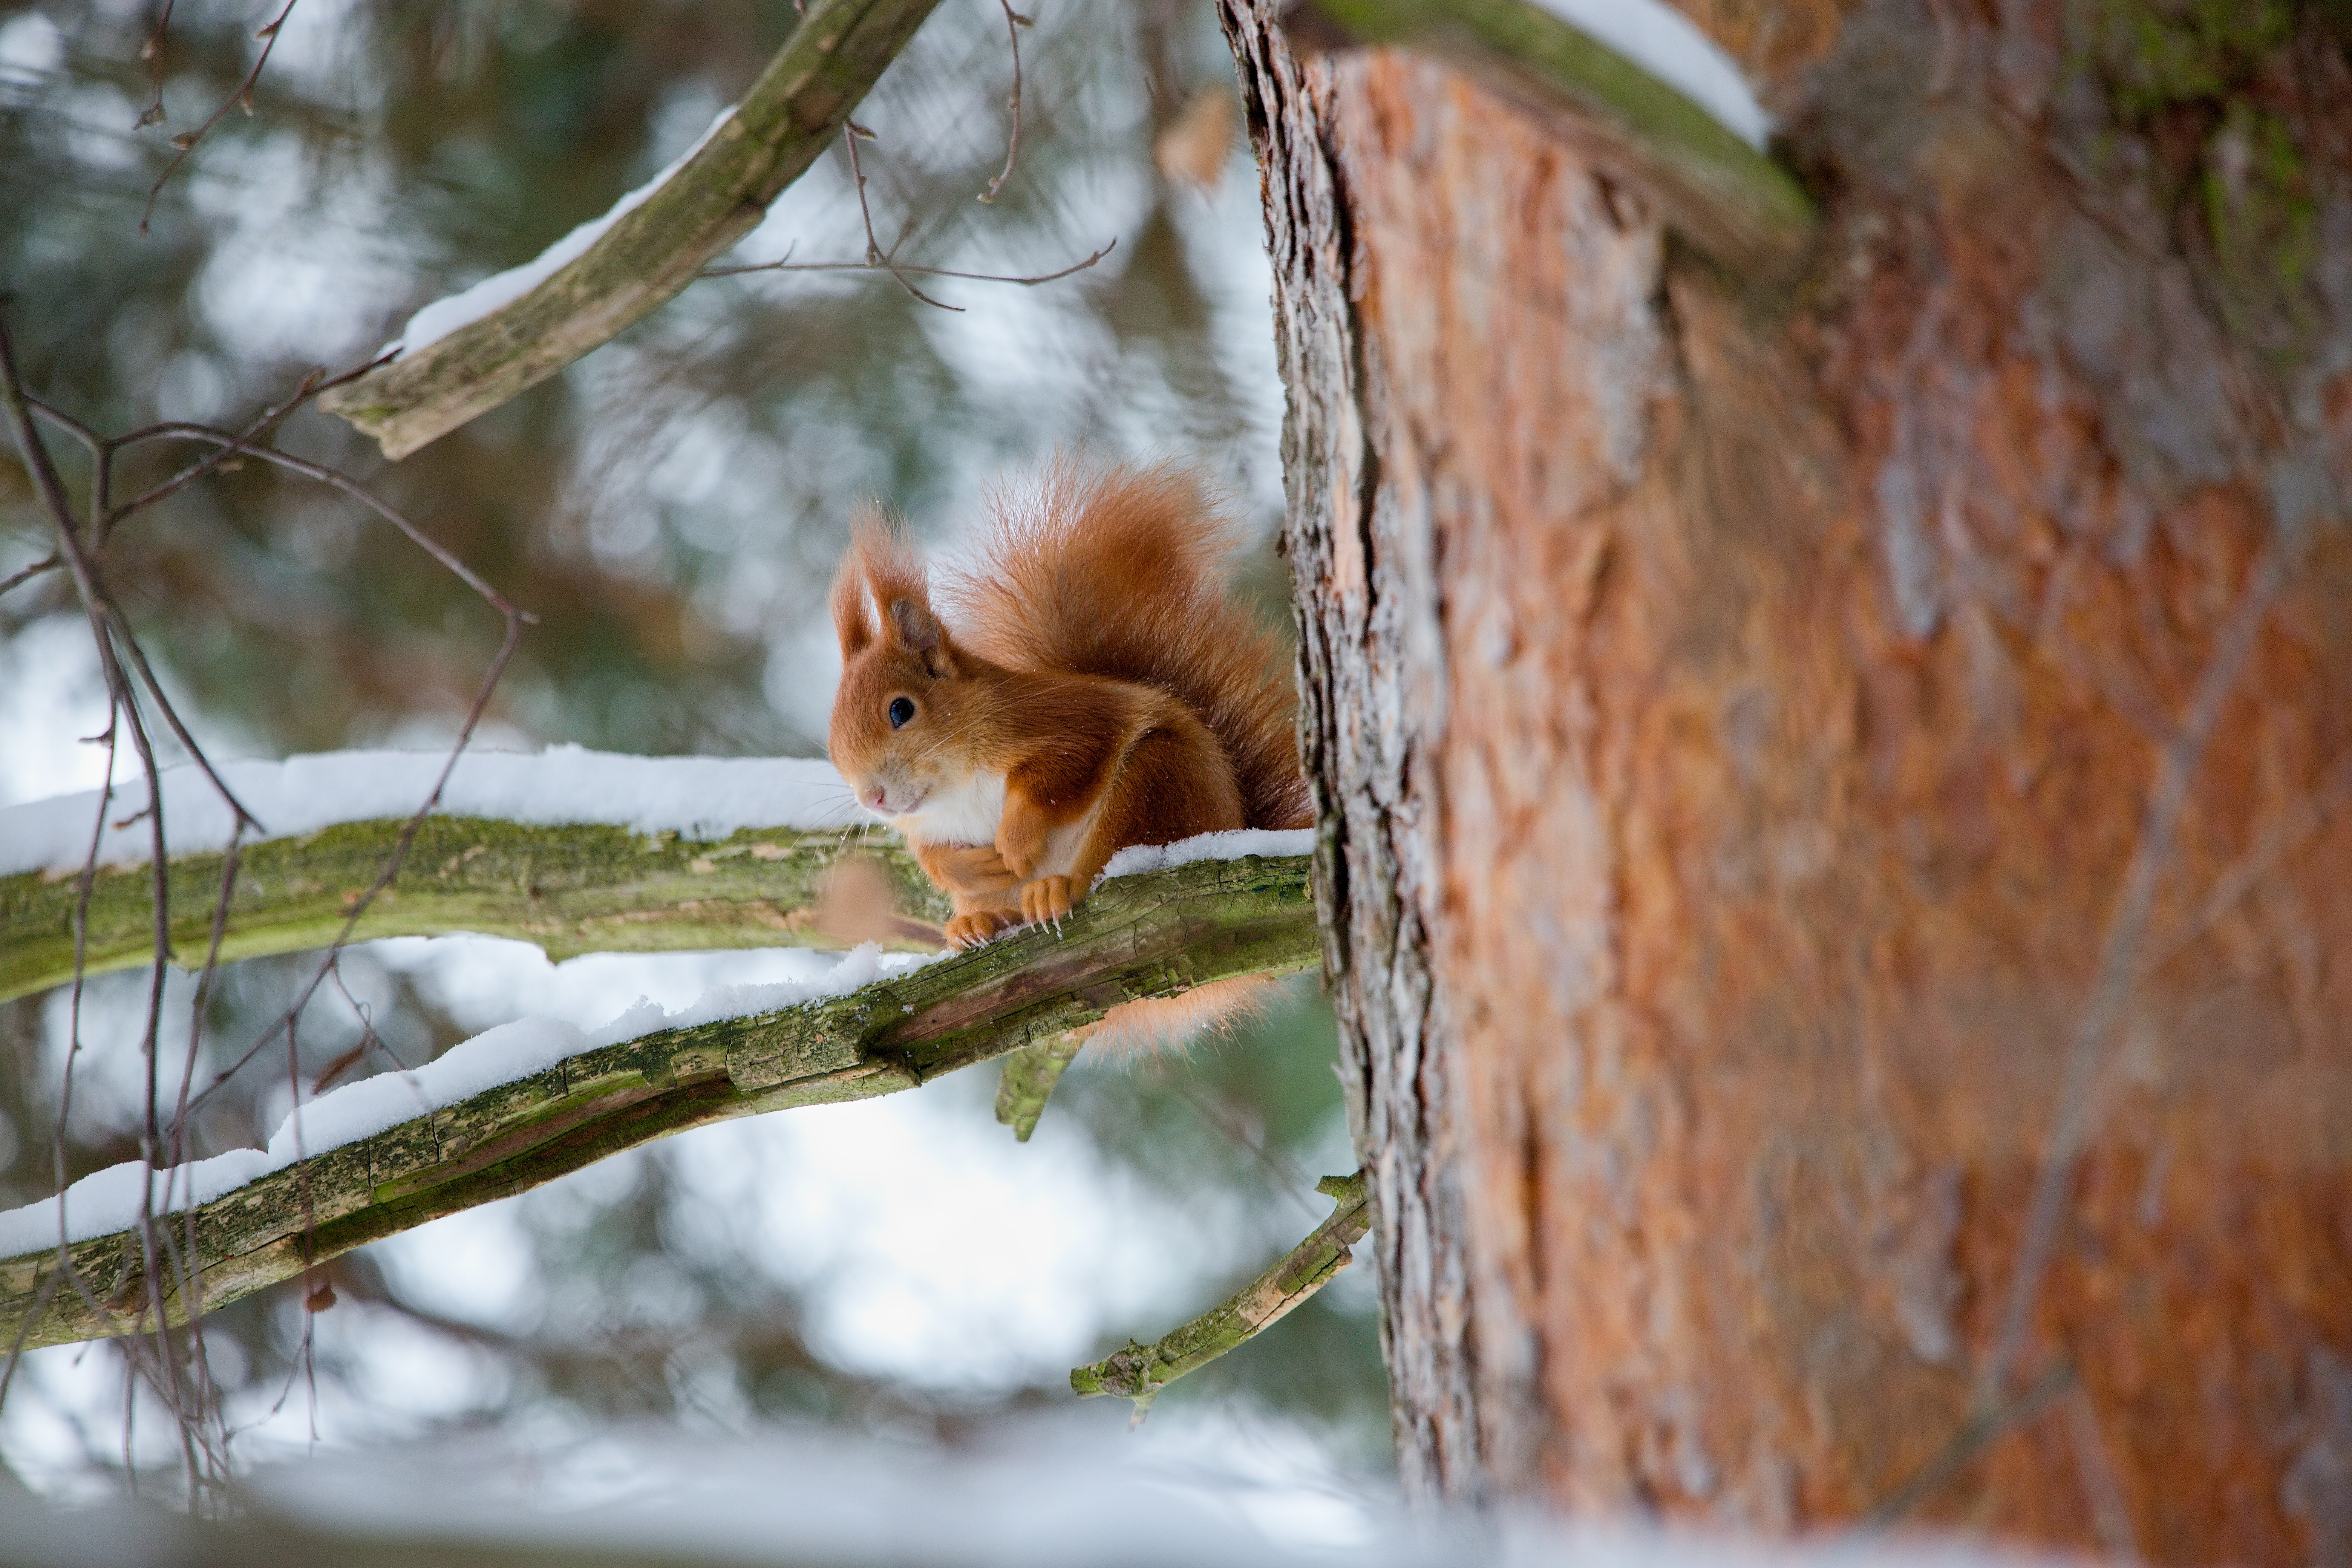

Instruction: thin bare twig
[977,0,1033,205]
[2150,744,2352,972]
[1169,1080,1321,1219]
[3,322,528,1498]
[0,721,124,1406]
[140,0,302,234]
[0,314,207,1493]
[702,237,1114,288]
[0,553,62,598]
[105,351,393,530]
[839,121,963,311]
[182,607,527,1122]
[101,602,265,835]
[134,3,181,129]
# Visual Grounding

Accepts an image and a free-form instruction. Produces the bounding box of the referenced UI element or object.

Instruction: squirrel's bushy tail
[945,462,1311,831]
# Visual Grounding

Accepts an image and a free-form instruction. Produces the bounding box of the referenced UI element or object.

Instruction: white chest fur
[898,770,1007,847]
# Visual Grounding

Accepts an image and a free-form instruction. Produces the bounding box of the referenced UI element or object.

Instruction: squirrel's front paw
[1018,876,1076,926]
[944,910,1016,950]
[928,842,1017,894]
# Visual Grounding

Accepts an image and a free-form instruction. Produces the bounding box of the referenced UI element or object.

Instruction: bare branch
[133,1,179,129]
[0,553,61,598]
[181,610,525,1124]
[1071,1169,1369,1418]
[101,352,393,531]
[139,0,302,234]
[1858,1362,2077,1527]
[977,0,1033,204]
[702,237,1115,290]
[840,121,964,312]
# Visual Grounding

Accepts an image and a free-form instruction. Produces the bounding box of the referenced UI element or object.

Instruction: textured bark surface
[1223,0,2352,1556]
[0,852,1313,1350]
[0,818,949,1004]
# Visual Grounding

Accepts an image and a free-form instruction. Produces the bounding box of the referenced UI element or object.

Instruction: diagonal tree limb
[0,852,1315,1351]
[1071,1169,1369,1418]
[2,819,950,1005]
[318,0,948,459]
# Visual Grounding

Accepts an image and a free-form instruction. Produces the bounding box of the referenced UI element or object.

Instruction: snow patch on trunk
[1531,0,1771,150]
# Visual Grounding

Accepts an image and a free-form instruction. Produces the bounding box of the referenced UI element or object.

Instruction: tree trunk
[1220,0,2352,1557]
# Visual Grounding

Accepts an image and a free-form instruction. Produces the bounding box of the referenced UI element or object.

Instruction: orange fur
[825,464,1308,1060]
[941,463,1311,833]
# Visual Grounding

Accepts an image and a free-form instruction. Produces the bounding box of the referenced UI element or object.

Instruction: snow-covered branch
[0,850,1316,1351]
[0,750,946,1003]
[317,0,946,460]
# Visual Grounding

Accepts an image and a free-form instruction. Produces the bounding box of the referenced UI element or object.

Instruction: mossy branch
[0,853,1315,1351]
[1070,1169,1369,1416]
[1293,0,1816,274]
[317,0,945,459]
[0,818,951,1006]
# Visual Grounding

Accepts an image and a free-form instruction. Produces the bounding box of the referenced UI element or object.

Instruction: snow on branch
[1293,0,1815,274]
[0,851,1316,1351]
[0,750,939,1004]
[317,0,947,460]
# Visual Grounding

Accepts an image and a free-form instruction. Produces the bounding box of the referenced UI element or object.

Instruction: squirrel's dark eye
[887,697,916,730]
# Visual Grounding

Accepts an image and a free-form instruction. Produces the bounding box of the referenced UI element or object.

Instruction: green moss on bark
[0,853,1316,1351]
[0,817,951,1004]
[1298,0,1815,276]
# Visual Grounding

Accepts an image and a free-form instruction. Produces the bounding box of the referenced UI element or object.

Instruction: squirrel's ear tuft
[836,504,923,660]
[889,597,956,677]
[830,557,873,658]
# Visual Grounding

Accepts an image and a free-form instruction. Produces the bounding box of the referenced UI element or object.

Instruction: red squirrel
[826,464,1309,1050]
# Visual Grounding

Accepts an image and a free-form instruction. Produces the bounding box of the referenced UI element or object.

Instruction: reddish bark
[1222,0,2352,1556]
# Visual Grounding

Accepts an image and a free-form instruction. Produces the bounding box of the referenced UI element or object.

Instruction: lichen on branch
[1294,0,1815,274]
[0,817,950,1006]
[1071,1169,1369,1415]
[0,853,1314,1352]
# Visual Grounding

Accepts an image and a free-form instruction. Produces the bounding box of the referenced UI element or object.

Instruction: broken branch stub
[1071,1170,1370,1415]
[1292,0,1816,277]
[994,1029,1085,1141]
[318,0,946,459]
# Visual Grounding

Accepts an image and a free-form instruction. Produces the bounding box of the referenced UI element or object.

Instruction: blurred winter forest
[0,0,1387,1508]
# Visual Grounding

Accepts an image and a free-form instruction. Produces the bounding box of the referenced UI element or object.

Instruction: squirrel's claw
[1019,875,1075,928]
[944,910,1015,950]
